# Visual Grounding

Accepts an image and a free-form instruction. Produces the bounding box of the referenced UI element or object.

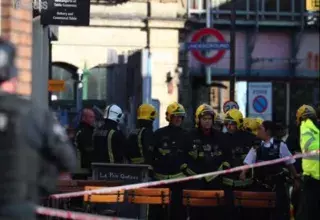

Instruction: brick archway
[1,1,32,96]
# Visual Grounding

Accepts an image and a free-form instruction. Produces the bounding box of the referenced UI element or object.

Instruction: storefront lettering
[98,172,139,181]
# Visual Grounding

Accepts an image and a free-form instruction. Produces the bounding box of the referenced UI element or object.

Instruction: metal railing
[187,0,319,26]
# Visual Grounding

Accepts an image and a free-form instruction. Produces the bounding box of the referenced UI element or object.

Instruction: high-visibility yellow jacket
[300,119,320,180]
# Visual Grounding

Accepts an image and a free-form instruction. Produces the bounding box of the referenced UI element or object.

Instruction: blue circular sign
[253,95,268,113]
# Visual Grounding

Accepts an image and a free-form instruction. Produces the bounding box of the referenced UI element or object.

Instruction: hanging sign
[48,80,65,92]
[306,0,319,11]
[40,0,90,26]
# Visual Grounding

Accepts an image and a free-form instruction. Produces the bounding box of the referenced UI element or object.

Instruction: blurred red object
[59,173,72,180]
[167,81,174,94]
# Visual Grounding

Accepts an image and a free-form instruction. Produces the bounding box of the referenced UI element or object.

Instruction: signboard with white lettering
[40,0,90,26]
[92,163,150,218]
[248,82,273,120]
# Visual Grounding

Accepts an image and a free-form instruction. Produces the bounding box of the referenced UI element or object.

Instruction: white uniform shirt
[243,138,295,166]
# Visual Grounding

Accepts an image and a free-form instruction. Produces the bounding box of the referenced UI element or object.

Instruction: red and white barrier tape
[50,150,319,199]
[36,206,134,220]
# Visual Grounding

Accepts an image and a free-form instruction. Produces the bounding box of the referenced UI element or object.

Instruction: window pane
[86,66,107,100]
[52,65,75,100]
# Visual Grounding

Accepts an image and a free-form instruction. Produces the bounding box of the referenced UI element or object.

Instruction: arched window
[52,62,77,100]
[86,64,107,100]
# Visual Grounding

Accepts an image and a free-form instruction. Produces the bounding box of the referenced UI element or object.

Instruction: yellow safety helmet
[256,117,264,126]
[165,102,186,121]
[296,104,316,124]
[137,103,157,121]
[243,118,260,135]
[243,118,252,130]
[195,104,215,127]
[224,109,243,129]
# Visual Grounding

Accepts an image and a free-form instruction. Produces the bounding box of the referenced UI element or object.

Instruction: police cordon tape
[50,150,319,199]
[35,205,134,220]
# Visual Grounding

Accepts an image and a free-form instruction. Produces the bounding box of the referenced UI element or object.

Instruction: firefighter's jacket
[182,128,231,182]
[93,119,127,163]
[127,119,154,165]
[223,130,258,187]
[152,124,188,179]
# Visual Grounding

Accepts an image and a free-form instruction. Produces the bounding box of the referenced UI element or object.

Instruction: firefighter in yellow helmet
[296,104,320,220]
[127,104,157,165]
[182,104,230,219]
[222,109,258,189]
[150,102,187,220]
[243,117,260,136]
[256,117,264,126]
[243,117,253,133]
[224,109,244,133]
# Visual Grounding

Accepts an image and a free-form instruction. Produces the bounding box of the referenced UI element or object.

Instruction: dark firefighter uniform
[183,104,230,188]
[127,104,157,165]
[152,124,187,177]
[296,105,320,220]
[222,110,257,189]
[150,102,187,220]
[74,121,95,169]
[0,38,76,220]
[182,104,230,220]
[93,104,127,164]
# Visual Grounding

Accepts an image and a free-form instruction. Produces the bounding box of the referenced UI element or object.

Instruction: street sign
[48,80,65,92]
[187,28,230,65]
[40,0,90,26]
[252,95,268,113]
[248,82,273,120]
[223,100,239,113]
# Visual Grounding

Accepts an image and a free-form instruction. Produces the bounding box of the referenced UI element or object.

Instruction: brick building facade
[1,0,32,96]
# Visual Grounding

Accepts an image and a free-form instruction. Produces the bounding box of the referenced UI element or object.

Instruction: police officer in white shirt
[242,138,295,167]
[240,120,299,220]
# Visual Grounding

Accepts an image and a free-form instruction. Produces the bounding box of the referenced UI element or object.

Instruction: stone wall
[52,2,185,127]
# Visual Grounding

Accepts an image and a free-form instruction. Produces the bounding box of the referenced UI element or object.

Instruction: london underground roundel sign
[187,28,230,65]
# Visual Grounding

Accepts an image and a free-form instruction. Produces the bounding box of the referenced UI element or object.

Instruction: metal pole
[285,82,290,127]
[205,0,212,85]
[48,28,52,106]
[76,69,83,112]
[143,0,152,104]
[229,0,236,101]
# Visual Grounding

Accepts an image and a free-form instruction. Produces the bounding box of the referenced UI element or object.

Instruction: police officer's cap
[0,38,17,83]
